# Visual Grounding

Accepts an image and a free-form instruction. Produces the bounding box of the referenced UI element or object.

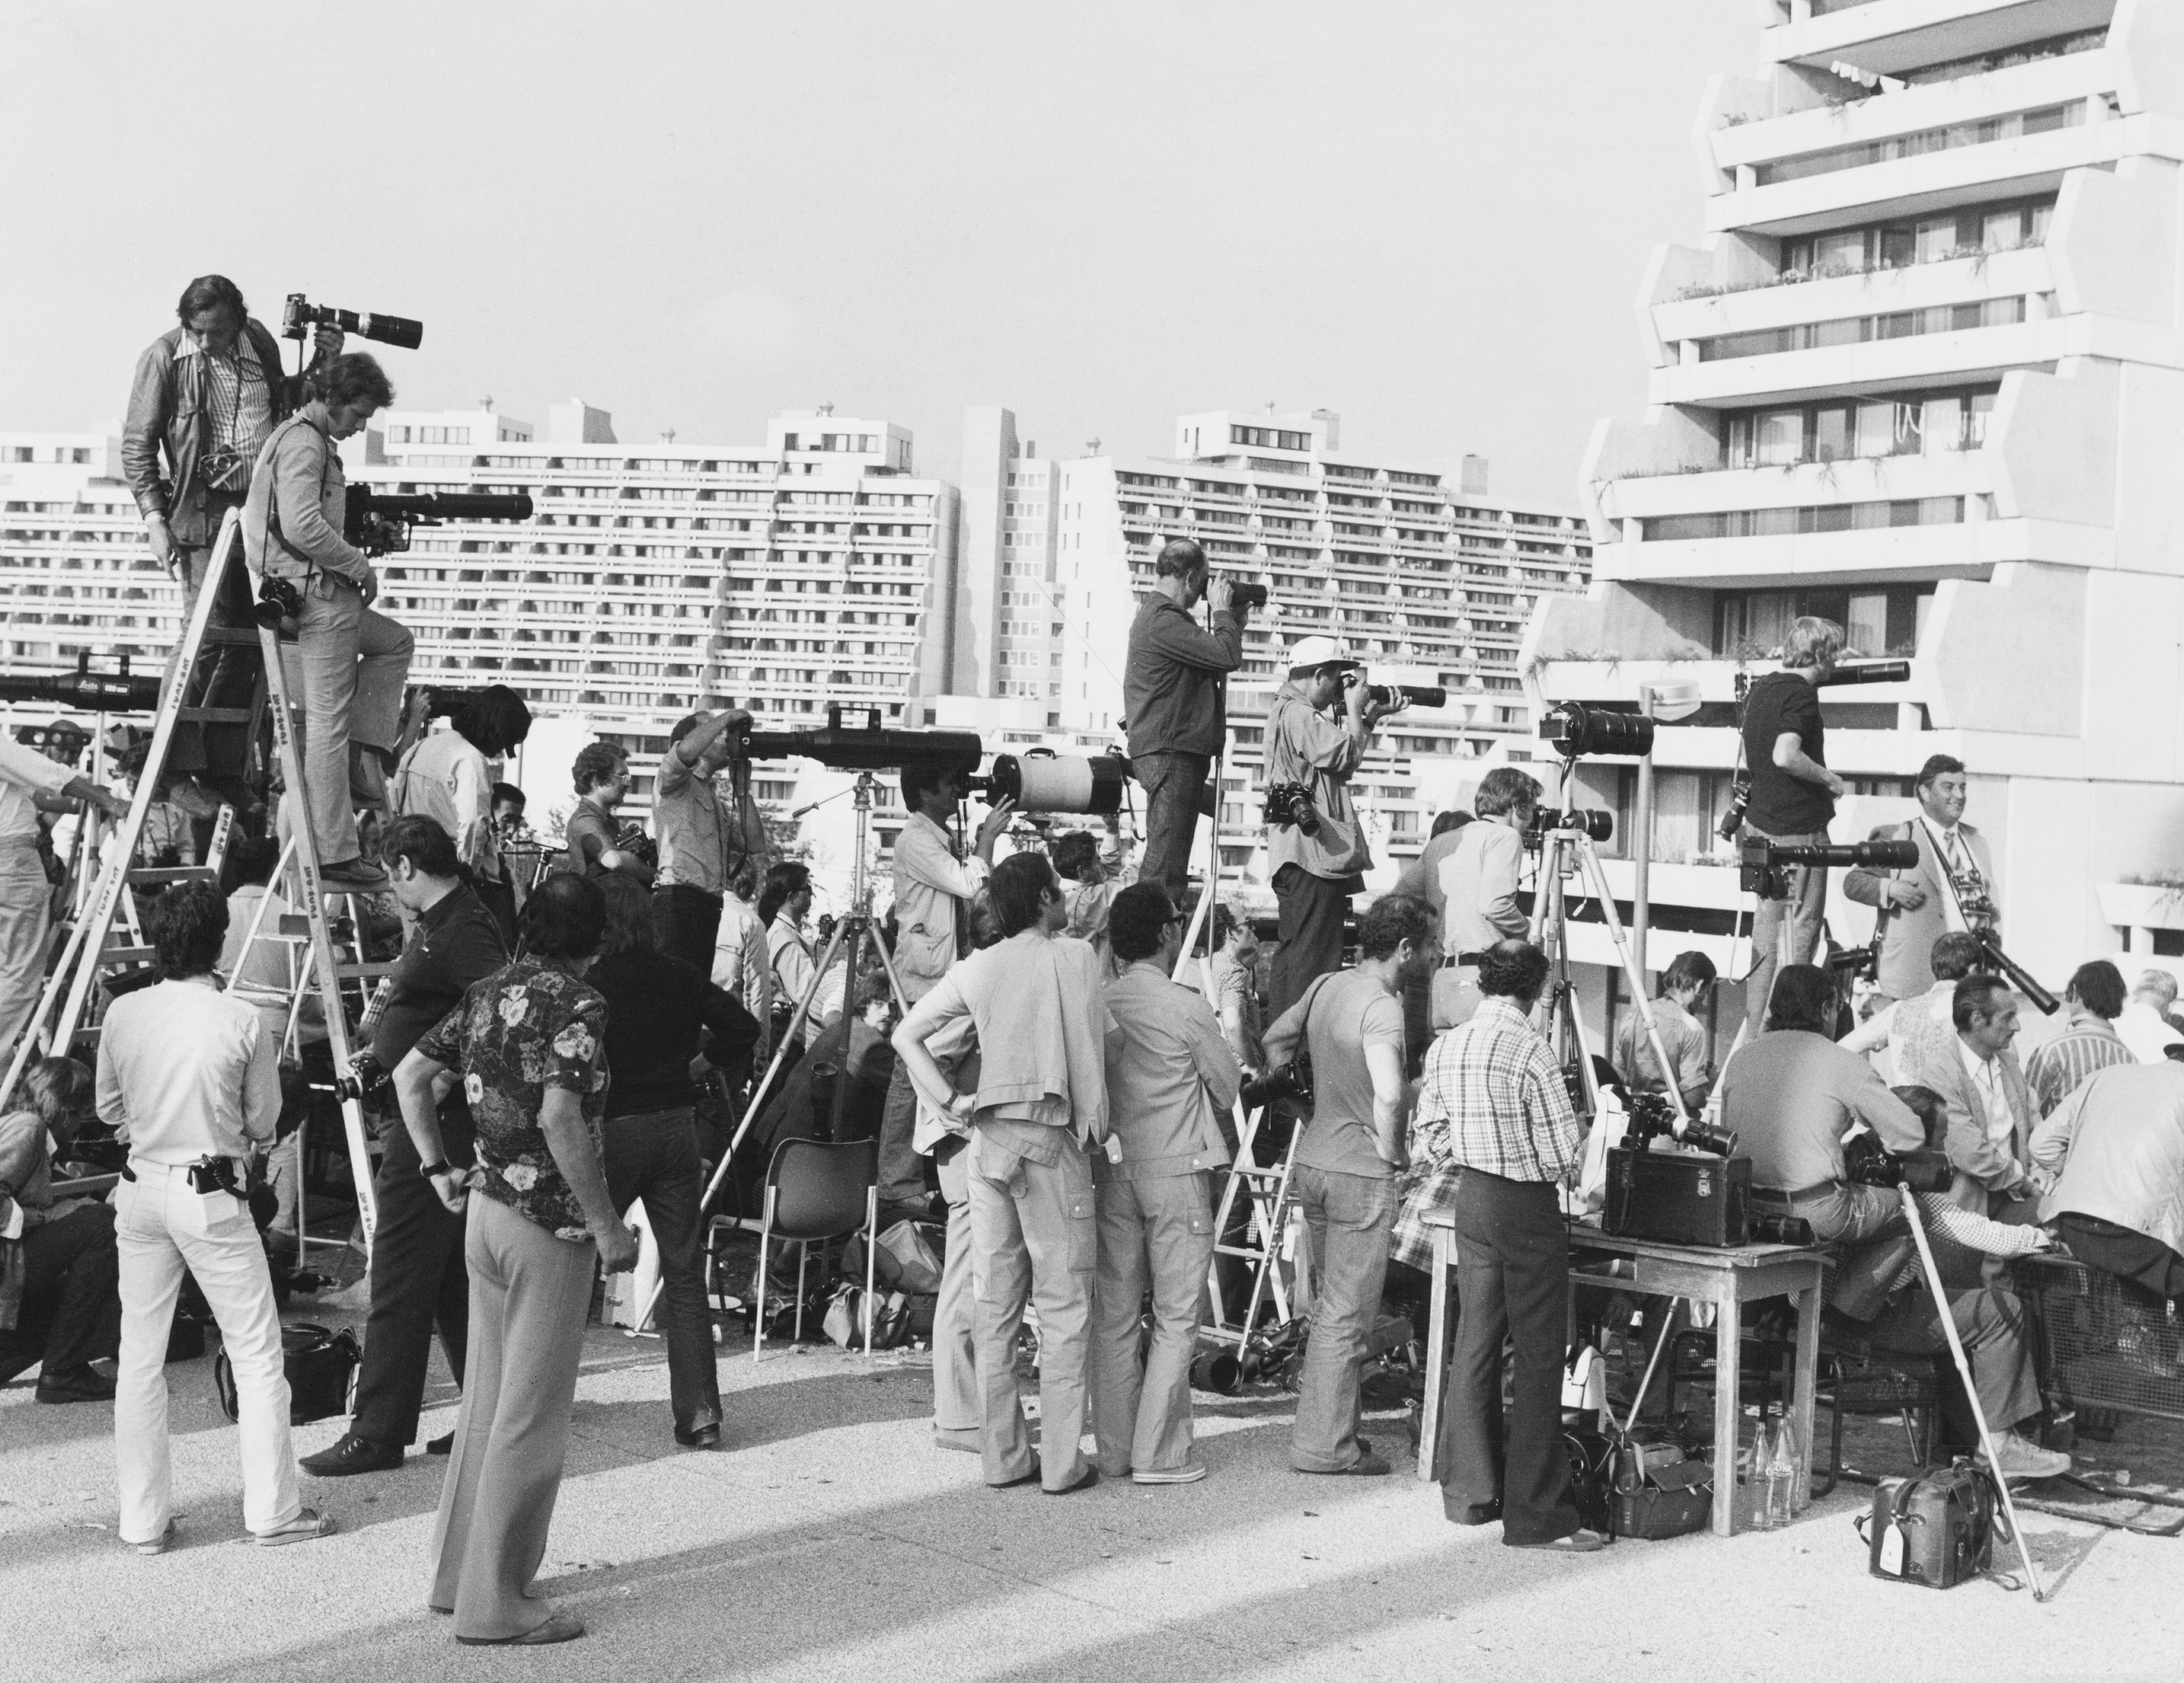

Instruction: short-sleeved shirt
[1740,671,1832,835]
[653,752,729,896]
[414,956,610,1241]
[561,796,619,879]
[1290,968,1406,1179]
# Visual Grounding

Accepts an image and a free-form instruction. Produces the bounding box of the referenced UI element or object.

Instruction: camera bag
[215,1322,360,1426]
[1858,1460,2007,1589]
[1603,1146,1751,1247]
[1611,1441,1713,1540]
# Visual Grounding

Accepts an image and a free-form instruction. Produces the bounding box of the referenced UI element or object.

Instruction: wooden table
[1416,1212,1831,1538]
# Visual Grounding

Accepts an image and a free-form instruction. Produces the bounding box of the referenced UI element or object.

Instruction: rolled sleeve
[545,997,607,1093]
[0,736,77,797]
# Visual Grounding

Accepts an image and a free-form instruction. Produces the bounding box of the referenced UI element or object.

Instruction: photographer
[1719,966,2067,1481]
[1610,950,1717,1112]
[560,740,653,884]
[125,276,340,806]
[242,352,414,891]
[1843,755,1997,1004]
[1124,537,1250,905]
[0,1057,121,1403]
[1739,616,1846,1023]
[650,708,760,971]
[1264,636,1400,1023]
[302,816,508,1479]
[761,861,819,1050]
[391,685,533,940]
[1,731,125,1059]
[1091,881,1240,1485]
[1262,891,1438,1479]
[1394,766,1540,1043]
[98,880,333,1551]
[876,757,1010,1218]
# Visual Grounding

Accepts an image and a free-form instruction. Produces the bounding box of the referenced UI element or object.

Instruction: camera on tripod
[1263,781,1321,838]
[1739,835,1917,900]
[282,294,424,352]
[1523,807,1613,847]
[1540,701,1655,759]
[1623,1089,1737,1158]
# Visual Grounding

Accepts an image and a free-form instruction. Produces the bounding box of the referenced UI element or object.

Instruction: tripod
[633,767,915,1333]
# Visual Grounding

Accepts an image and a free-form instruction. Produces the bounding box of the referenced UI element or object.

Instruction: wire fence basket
[2018,1254,2184,1424]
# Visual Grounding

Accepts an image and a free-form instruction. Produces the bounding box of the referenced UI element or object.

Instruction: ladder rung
[334,962,400,980]
[201,628,261,646]
[126,866,217,886]
[173,707,255,724]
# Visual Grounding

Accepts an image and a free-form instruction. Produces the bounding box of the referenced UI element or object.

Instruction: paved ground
[5,1295,2184,1683]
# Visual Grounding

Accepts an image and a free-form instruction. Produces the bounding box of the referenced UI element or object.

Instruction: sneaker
[321,858,388,890]
[252,1507,336,1547]
[299,1433,403,1477]
[1132,1463,1209,1486]
[1979,1431,2071,1484]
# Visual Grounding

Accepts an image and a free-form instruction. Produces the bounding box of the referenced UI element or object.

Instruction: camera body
[1622,1089,1737,1158]
[616,822,659,871]
[1263,780,1321,838]
[335,1050,390,1104]
[1841,1128,1952,1193]
[253,572,304,632]
[282,294,425,352]
[1241,1059,1312,1114]
[186,1155,247,1197]
[1717,775,1751,842]
[1524,807,1614,847]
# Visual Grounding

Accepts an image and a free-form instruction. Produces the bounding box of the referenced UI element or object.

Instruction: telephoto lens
[1228,582,1269,610]
[1364,684,1447,708]
[1539,701,1655,758]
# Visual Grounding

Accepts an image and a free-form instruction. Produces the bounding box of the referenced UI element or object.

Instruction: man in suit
[1922,973,2044,1222]
[1843,755,1997,1005]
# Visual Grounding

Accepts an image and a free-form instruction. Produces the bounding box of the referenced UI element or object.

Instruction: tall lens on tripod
[1539,701,1655,758]
[1815,660,1911,688]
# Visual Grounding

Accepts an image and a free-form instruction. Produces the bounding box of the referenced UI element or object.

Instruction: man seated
[1919,974,2043,1219]
[2026,960,2134,1115]
[1840,930,1982,1085]
[1719,965,2068,1482]
[1610,950,1715,1113]
[2033,1058,2184,1302]
[2115,969,2184,1064]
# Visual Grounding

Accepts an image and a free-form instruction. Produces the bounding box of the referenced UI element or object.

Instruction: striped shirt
[205,334,274,459]
[1415,995,1580,1185]
[2027,1014,2135,1116]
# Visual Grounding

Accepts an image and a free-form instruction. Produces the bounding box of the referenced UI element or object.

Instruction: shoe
[932,1427,982,1455]
[300,1433,403,1477]
[321,859,388,890]
[426,1431,454,1456]
[1979,1431,2071,1484]
[1299,1453,1392,1477]
[1133,1463,1208,1486]
[252,1507,336,1547]
[674,1421,721,1450]
[991,1460,1041,1490]
[131,1519,180,1556]
[1046,1465,1100,1495]
[35,1366,116,1404]
[457,1613,586,1647]
[1356,1436,1373,1458]
[1511,1528,1610,1554]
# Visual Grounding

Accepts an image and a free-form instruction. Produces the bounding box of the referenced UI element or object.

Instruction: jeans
[1270,864,1355,1026]
[1133,751,1209,907]
[1435,1169,1581,1543]
[114,1161,301,1542]
[1289,1162,1396,1472]
[603,1106,721,1434]
[1091,1171,1216,1476]
[281,572,413,864]
[1743,823,1829,1025]
[968,1126,1094,1491]
[651,884,723,975]
[0,1203,120,1384]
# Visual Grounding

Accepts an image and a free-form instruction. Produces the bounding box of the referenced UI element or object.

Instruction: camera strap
[256,415,338,584]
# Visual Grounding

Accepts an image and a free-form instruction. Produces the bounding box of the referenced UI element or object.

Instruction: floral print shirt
[415,956,610,1242]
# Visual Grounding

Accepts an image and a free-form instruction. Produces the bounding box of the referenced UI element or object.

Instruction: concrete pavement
[3,1321,2180,1683]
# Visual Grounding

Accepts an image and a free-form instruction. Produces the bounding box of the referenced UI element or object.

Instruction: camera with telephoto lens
[1523,807,1614,847]
[1227,582,1268,610]
[1264,780,1321,838]
[1740,836,1918,901]
[1841,1127,1952,1192]
[1241,1059,1312,1114]
[616,822,659,871]
[1360,682,1446,709]
[335,1050,390,1103]
[282,294,425,351]
[1622,1089,1737,1158]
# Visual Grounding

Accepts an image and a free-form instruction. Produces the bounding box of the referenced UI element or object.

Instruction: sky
[0,1,1758,511]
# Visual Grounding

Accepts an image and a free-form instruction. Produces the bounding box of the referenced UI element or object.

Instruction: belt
[1752,1179,1841,1204]
[1442,952,1487,968]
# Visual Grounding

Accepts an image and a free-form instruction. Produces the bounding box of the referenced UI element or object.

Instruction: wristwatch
[419,1160,452,1179]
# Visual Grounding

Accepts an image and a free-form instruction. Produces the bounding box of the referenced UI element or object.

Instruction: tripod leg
[1573,837,1691,1126]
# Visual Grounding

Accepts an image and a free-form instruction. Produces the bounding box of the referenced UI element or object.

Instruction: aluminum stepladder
[1201,1095,1304,1352]
[0,510,382,1249]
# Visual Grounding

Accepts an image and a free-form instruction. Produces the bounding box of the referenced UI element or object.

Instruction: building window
[1645,497,1963,544]
[1698,298,2024,362]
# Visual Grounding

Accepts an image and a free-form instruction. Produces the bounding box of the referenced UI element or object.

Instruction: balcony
[1760,0,2117,78]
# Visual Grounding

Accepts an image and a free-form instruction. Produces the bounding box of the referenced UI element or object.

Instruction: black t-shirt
[589,950,760,1118]
[1740,671,1833,835]
[372,885,510,1160]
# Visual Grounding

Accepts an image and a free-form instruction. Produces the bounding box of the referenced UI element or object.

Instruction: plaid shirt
[1390,996,1580,1273]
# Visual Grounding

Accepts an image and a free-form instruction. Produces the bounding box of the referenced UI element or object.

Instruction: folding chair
[753,1137,879,1358]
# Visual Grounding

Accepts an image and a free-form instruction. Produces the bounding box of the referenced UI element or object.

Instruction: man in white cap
[1264,636,1400,1022]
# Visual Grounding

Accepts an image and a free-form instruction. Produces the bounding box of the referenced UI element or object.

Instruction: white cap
[1286,635,1360,675]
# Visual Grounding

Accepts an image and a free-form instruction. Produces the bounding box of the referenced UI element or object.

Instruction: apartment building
[0,433,166,694]
[1528,0,2184,1034]
[955,406,1593,888]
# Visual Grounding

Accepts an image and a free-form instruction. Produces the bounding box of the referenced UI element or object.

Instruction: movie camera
[0,652,161,714]
[1622,1089,1737,1158]
[1841,1127,1952,1193]
[1739,835,1918,901]
[281,294,425,352]
[254,487,537,628]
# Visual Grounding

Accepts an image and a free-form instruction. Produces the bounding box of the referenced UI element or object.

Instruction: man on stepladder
[242,353,414,889]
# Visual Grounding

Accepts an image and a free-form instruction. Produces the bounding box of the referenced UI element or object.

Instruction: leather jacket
[123,317,305,546]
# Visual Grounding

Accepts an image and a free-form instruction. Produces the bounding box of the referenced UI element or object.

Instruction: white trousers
[114,1161,300,1542]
